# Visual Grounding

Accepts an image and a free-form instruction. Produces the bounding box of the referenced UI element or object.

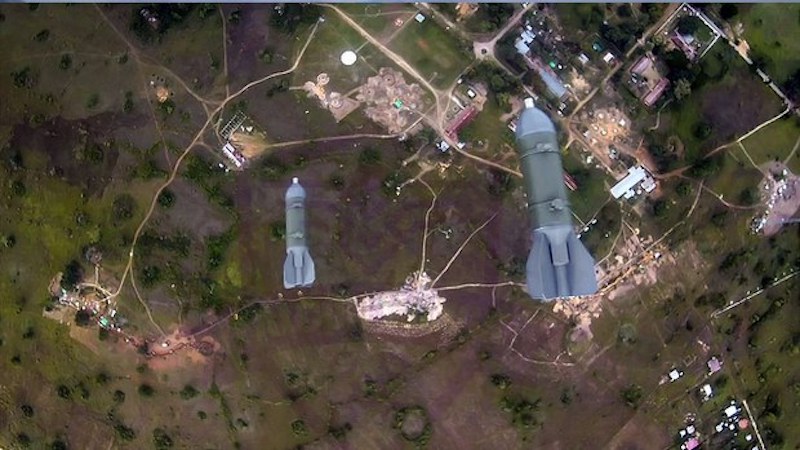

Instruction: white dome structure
[340,50,357,66]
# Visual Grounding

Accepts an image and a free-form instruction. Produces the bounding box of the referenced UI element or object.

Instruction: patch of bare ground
[604,410,672,450]
[224,5,293,92]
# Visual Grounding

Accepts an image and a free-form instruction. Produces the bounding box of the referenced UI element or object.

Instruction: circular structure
[340,50,357,66]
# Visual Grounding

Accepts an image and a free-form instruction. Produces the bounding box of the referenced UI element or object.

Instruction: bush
[112,194,136,222]
[113,390,126,403]
[358,147,381,165]
[123,91,134,113]
[179,384,199,400]
[114,423,136,441]
[140,265,161,287]
[269,221,286,242]
[270,4,320,34]
[59,54,72,70]
[676,15,703,36]
[720,4,738,20]
[621,384,643,408]
[20,404,34,417]
[157,189,175,208]
[86,93,100,109]
[138,383,155,397]
[16,433,31,447]
[33,29,50,42]
[692,121,712,140]
[153,428,174,449]
[291,419,307,437]
[57,384,72,399]
[74,309,93,327]
[490,374,512,390]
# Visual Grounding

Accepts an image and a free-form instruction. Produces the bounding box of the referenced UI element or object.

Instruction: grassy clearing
[562,152,613,221]
[459,97,512,148]
[292,14,377,94]
[706,151,763,201]
[338,4,418,38]
[741,116,800,165]
[740,4,800,84]
[663,44,782,161]
[388,19,472,89]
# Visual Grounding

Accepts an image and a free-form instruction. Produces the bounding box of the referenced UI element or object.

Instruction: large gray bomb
[514,99,597,300]
[283,177,316,289]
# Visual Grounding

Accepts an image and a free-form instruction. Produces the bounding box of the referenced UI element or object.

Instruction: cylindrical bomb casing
[514,103,597,300]
[285,179,307,249]
[515,107,572,229]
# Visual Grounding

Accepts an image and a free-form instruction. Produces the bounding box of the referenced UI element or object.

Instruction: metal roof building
[611,166,653,199]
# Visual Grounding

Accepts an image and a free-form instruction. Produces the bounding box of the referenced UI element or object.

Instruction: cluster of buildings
[437,79,488,149]
[629,4,722,108]
[610,165,657,200]
[666,354,762,450]
[628,54,670,107]
[512,9,616,108]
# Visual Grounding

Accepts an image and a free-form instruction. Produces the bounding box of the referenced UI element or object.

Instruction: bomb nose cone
[516,102,556,139]
[524,97,535,109]
[286,177,306,200]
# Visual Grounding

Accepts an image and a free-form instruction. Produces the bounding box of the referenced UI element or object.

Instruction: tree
[270,4,320,34]
[677,15,703,35]
[123,91,134,113]
[20,404,34,417]
[114,423,136,441]
[11,179,26,196]
[621,384,643,407]
[112,194,136,222]
[739,187,759,205]
[675,180,692,197]
[33,29,50,42]
[180,384,199,400]
[673,78,692,101]
[50,439,68,450]
[138,383,155,397]
[57,385,72,399]
[86,93,100,109]
[157,189,175,208]
[720,4,739,20]
[291,419,308,437]
[113,390,126,403]
[140,265,161,287]
[783,68,800,103]
[59,54,72,70]
[490,374,512,390]
[269,221,286,242]
[61,260,84,290]
[74,309,93,327]
[358,147,381,165]
[693,121,712,140]
[153,428,174,449]
[16,433,31,448]
[652,199,669,217]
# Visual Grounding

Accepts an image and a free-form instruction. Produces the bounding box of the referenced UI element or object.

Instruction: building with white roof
[611,165,657,200]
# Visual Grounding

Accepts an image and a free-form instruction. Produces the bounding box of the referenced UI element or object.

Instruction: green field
[741,116,800,166]
[662,44,783,162]
[741,3,800,84]
[338,3,418,38]
[388,19,473,89]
